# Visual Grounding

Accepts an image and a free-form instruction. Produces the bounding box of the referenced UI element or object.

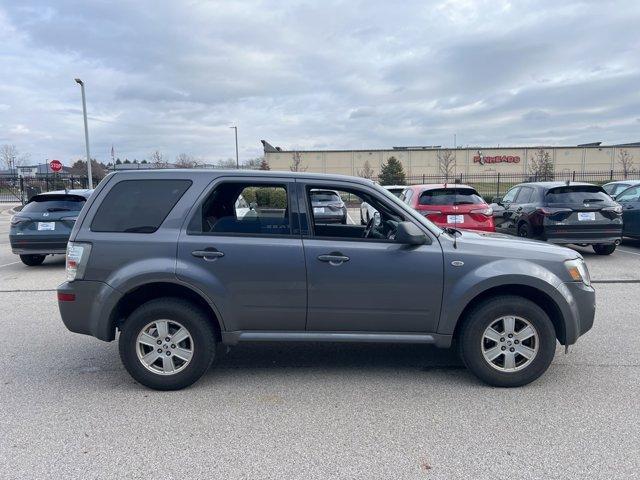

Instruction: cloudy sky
[1,0,639,166]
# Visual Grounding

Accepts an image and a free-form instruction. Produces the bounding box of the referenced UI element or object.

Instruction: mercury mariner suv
[58,170,595,390]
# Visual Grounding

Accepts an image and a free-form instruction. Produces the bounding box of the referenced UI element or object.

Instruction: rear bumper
[10,234,69,255]
[58,280,122,341]
[543,224,622,245]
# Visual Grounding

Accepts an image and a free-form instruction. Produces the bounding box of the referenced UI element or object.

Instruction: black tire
[20,254,46,266]
[458,295,556,387]
[118,298,217,390]
[592,244,616,255]
[517,222,530,238]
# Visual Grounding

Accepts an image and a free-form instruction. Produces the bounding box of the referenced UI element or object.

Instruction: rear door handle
[192,248,224,260]
[318,252,350,265]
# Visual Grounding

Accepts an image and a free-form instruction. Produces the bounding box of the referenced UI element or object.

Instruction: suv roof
[517,181,597,190]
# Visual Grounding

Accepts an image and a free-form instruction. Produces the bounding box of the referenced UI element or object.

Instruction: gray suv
[57,170,595,390]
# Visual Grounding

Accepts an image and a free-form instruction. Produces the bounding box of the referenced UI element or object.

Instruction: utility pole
[74,78,93,187]
[230,126,239,168]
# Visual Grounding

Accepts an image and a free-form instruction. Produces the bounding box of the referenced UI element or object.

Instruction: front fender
[438,258,578,342]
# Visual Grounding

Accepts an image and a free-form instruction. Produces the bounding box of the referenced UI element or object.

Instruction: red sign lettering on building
[473,155,520,165]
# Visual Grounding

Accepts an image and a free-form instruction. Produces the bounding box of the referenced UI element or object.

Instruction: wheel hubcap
[481,316,538,372]
[136,320,193,375]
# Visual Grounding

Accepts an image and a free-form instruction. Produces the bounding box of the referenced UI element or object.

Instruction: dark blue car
[615,184,640,238]
[9,189,93,266]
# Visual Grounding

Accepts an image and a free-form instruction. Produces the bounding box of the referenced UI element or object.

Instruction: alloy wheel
[136,320,194,375]
[481,316,539,372]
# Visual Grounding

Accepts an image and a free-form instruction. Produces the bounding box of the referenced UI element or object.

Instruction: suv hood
[447,229,581,261]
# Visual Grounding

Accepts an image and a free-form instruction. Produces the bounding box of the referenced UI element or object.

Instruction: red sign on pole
[49,159,62,172]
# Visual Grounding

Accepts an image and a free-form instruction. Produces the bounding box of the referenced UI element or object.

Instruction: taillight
[421,210,442,216]
[537,207,572,218]
[10,215,29,226]
[61,216,79,226]
[327,203,343,208]
[601,205,622,216]
[470,207,493,216]
[66,242,92,281]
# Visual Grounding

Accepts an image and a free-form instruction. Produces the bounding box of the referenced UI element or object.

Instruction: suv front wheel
[459,296,556,387]
[119,298,217,390]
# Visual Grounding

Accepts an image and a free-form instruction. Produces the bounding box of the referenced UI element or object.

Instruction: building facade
[262,141,640,177]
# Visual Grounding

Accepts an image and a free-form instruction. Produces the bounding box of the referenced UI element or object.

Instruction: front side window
[306,185,406,241]
[514,187,533,204]
[502,187,520,204]
[91,180,191,233]
[190,182,291,236]
[616,186,640,202]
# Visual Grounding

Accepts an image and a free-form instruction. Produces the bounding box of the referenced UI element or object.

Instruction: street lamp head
[74,78,84,86]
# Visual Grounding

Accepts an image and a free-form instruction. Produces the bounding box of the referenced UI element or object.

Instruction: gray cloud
[0,0,639,165]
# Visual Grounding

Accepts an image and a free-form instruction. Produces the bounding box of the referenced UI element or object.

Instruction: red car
[400,184,495,232]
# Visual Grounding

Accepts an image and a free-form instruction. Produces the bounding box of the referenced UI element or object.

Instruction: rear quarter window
[91,179,192,233]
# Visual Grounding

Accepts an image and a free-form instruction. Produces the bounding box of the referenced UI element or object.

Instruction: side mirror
[492,196,502,205]
[396,221,427,245]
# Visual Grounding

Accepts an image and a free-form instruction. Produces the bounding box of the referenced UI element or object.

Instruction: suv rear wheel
[19,254,46,266]
[459,296,556,387]
[119,298,216,390]
[592,244,616,255]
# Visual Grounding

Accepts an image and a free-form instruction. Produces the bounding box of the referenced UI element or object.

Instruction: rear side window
[22,195,86,213]
[545,186,610,205]
[419,188,484,205]
[515,187,534,203]
[189,182,291,236]
[91,179,191,233]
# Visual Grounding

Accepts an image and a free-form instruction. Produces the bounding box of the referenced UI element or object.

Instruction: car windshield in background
[21,195,86,213]
[545,186,610,204]
[311,192,341,202]
[419,188,484,205]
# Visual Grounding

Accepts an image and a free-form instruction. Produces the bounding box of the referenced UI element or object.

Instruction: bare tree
[290,151,306,172]
[150,150,168,169]
[436,149,456,181]
[357,159,375,179]
[0,144,27,171]
[175,153,198,168]
[528,149,554,180]
[243,157,263,170]
[216,158,237,169]
[617,149,634,178]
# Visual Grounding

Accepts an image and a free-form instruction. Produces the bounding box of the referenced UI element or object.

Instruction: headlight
[565,258,591,286]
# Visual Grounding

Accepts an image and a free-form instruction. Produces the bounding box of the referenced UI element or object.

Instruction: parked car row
[372,180,638,255]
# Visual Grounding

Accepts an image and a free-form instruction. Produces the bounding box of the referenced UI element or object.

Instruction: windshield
[419,188,484,205]
[373,183,443,235]
[545,186,610,204]
[21,195,86,213]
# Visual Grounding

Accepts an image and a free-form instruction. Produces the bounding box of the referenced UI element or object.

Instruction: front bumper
[58,280,122,341]
[561,281,596,343]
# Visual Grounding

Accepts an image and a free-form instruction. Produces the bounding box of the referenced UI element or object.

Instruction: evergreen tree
[259,158,271,170]
[378,156,406,185]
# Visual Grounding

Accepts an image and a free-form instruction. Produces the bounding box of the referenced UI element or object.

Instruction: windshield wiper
[47,207,72,212]
[583,198,604,203]
[124,226,157,233]
[453,201,474,205]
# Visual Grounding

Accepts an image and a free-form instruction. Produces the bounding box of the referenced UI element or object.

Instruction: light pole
[230,126,239,169]
[74,78,93,187]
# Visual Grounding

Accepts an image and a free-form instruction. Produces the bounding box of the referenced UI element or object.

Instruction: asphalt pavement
[1,204,639,479]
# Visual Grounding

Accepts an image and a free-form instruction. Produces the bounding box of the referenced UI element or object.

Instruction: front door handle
[192,248,224,261]
[317,252,350,265]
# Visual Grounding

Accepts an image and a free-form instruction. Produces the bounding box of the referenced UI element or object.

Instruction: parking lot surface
[1,204,639,479]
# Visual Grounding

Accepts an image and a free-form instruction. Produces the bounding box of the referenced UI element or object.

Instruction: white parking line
[617,248,640,257]
[0,261,20,268]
